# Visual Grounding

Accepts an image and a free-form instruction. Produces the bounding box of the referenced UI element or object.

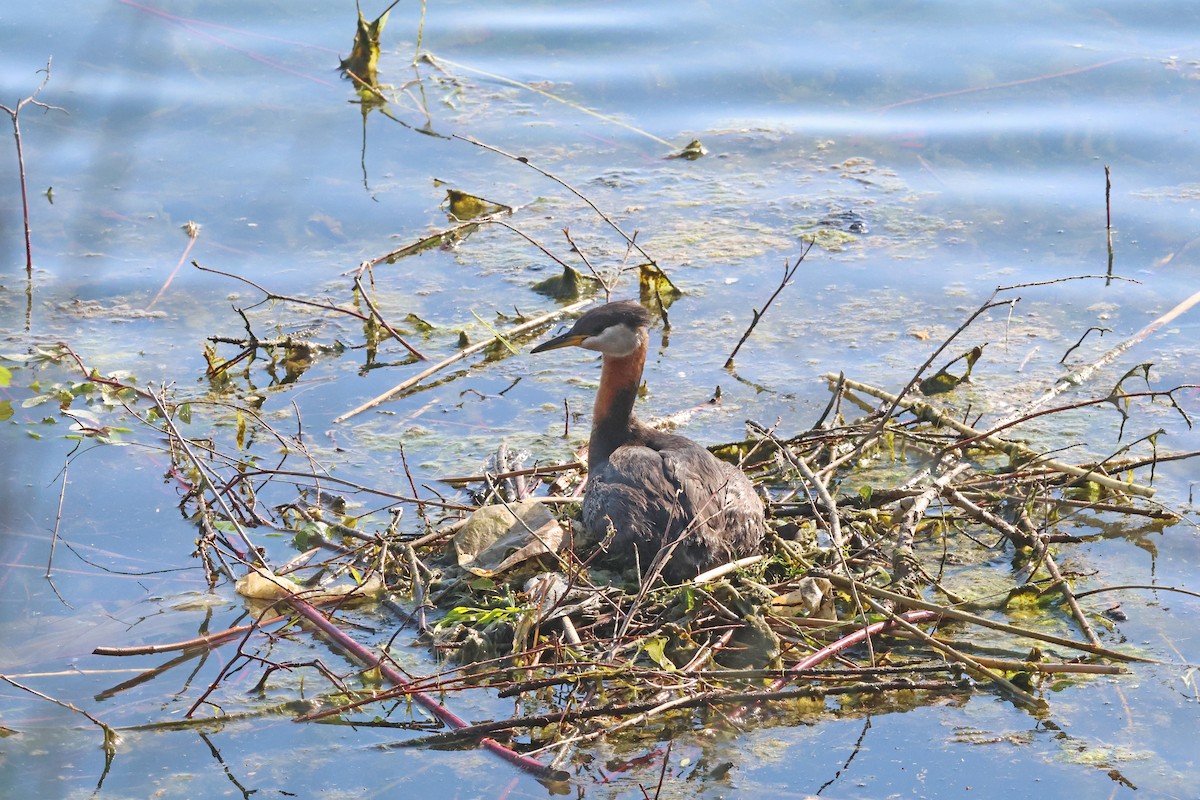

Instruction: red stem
[769,610,941,691]
[283,592,563,781]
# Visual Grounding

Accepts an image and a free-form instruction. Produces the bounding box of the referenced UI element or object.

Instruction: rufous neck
[588,334,647,470]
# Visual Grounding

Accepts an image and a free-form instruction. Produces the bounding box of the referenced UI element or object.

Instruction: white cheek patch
[581,325,641,356]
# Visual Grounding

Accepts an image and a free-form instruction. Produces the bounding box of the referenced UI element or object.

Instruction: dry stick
[45,458,68,579]
[440,461,585,486]
[43,457,73,608]
[826,373,1155,498]
[146,221,200,311]
[1074,583,1200,602]
[335,299,592,423]
[994,284,1200,429]
[813,571,1149,663]
[725,243,812,368]
[196,260,428,361]
[763,429,879,661]
[401,680,962,750]
[831,277,1133,481]
[832,288,1017,475]
[944,488,1102,647]
[1,58,63,275]
[404,545,429,633]
[194,262,373,322]
[562,227,613,299]
[150,387,265,566]
[453,135,659,267]
[95,622,260,657]
[234,468,475,512]
[970,655,1126,675]
[892,462,973,587]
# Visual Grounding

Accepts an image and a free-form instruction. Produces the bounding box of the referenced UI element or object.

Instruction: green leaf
[0,365,11,387]
[0,400,12,422]
[640,635,676,671]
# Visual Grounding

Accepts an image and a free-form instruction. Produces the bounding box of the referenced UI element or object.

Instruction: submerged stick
[146,221,200,311]
[335,299,591,423]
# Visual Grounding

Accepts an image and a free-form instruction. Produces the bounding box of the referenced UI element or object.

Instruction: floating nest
[78,284,1193,785]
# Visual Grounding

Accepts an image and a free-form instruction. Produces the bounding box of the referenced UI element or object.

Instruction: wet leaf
[0,365,10,387]
[667,139,707,160]
[338,0,401,89]
[446,189,512,221]
[532,263,600,300]
[919,344,985,395]
[450,499,564,576]
[638,263,682,305]
[405,313,435,332]
[0,400,12,422]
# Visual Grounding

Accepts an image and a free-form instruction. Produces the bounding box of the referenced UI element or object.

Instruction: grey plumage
[533,301,764,582]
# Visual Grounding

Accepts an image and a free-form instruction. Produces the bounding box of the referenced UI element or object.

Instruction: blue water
[2,2,1199,797]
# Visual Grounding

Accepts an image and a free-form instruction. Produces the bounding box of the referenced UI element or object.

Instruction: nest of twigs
[77,272,1196,785]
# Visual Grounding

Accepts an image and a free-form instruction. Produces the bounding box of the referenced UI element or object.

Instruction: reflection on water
[1,1,1198,797]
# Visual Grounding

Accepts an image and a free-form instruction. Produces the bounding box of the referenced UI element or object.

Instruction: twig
[1073,583,1200,602]
[1105,165,1114,284]
[1,58,65,276]
[1017,510,1103,648]
[453,135,660,267]
[433,58,676,149]
[352,269,428,360]
[827,373,1156,497]
[0,673,119,757]
[994,285,1200,428]
[149,386,265,565]
[334,299,592,422]
[836,277,1135,472]
[969,655,1126,675]
[856,594,1046,710]
[439,461,585,486]
[281,586,563,780]
[725,244,812,368]
[193,261,374,323]
[813,571,1149,663]
[892,462,973,587]
[769,611,941,691]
